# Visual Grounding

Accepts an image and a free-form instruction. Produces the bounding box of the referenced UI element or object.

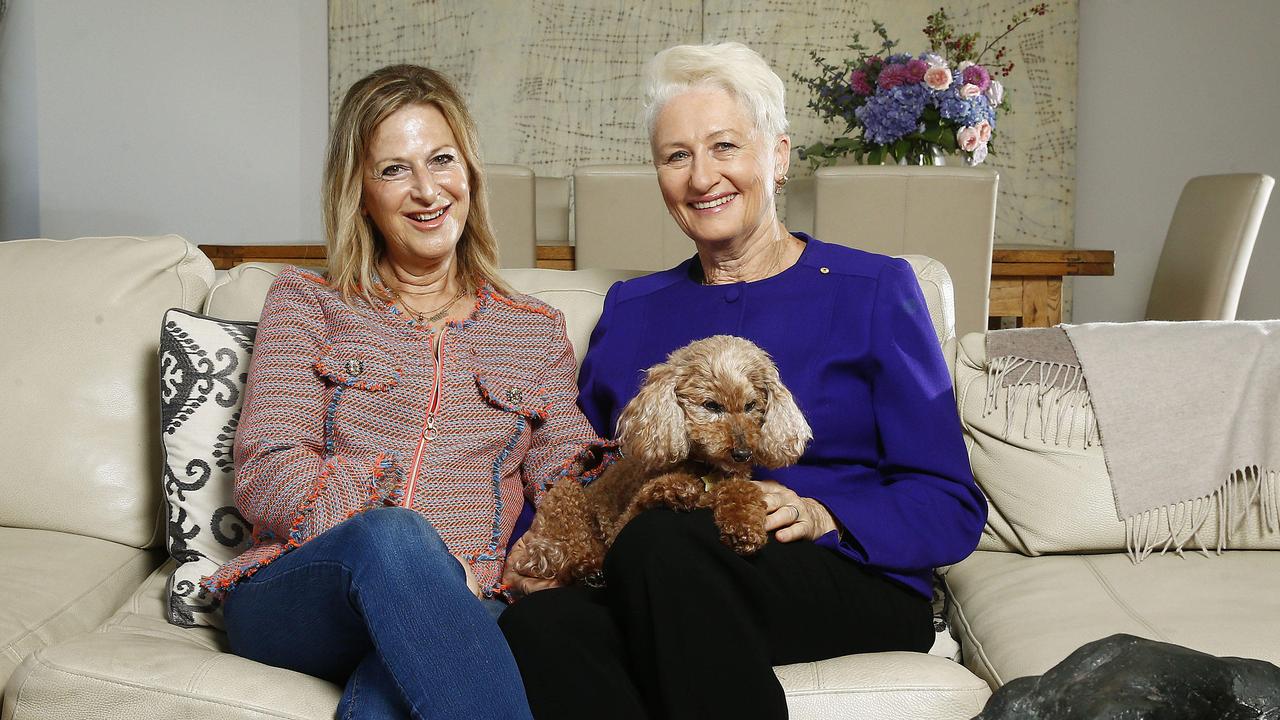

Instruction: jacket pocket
[314,341,401,391]
[475,373,549,422]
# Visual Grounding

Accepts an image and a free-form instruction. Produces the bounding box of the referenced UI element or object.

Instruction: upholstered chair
[572,164,692,271]
[1144,173,1274,321]
[484,164,538,268]
[812,166,999,338]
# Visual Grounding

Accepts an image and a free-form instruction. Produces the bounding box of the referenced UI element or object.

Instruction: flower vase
[897,145,947,166]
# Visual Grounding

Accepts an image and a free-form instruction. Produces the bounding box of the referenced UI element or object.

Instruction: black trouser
[498,508,934,720]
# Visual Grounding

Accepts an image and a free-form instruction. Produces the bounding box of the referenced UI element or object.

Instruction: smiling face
[651,86,790,250]
[361,103,470,271]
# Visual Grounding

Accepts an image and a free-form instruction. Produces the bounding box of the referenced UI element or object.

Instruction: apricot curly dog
[514,335,812,586]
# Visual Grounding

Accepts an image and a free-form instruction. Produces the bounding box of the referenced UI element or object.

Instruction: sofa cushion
[204,263,645,366]
[2,562,341,720]
[946,550,1280,688]
[0,235,215,548]
[955,332,1280,554]
[159,309,258,628]
[0,528,158,690]
[4,560,989,720]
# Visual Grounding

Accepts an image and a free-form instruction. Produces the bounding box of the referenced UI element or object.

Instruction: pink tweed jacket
[203,266,614,597]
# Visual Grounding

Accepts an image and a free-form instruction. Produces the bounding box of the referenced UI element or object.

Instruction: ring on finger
[784,503,801,522]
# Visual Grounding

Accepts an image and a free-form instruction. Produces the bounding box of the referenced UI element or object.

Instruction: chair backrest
[813,165,998,338]
[1145,173,1274,321]
[573,164,693,270]
[484,164,537,268]
[536,175,571,247]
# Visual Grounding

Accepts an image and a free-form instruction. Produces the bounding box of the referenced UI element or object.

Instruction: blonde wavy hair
[323,64,509,302]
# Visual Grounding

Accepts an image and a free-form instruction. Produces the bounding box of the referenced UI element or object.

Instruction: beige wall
[1074,0,1280,322]
[330,0,1078,250]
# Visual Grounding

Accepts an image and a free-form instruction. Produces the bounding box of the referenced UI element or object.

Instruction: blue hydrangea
[855,83,930,145]
[886,52,913,64]
[935,86,993,128]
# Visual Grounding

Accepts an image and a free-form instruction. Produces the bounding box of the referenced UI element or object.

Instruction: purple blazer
[575,234,987,598]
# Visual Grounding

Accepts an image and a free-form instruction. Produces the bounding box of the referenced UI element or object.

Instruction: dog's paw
[721,522,768,556]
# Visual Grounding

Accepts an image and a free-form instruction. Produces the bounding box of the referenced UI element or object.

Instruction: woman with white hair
[498,43,986,719]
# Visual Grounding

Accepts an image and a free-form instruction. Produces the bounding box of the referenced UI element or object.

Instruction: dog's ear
[756,363,812,468]
[617,361,688,470]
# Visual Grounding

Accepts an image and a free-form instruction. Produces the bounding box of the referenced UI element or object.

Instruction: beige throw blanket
[986,322,1280,561]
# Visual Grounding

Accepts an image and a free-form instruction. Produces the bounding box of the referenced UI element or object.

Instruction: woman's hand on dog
[753,480,837,542]
[501,536,565,598]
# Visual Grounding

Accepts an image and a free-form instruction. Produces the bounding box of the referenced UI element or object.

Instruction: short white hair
[643,42,789,142]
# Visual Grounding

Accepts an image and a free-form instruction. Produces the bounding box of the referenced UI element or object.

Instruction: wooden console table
[200,244,327,269]
[199,244,574,271]
[989,246,1115,328]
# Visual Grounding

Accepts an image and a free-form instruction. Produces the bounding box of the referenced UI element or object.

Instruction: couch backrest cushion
[0,236,214,547]
[206,260,953,371]
[954,331,1280,554]
[206,264,646,366]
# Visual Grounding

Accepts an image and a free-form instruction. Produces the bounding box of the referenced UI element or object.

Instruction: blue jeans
[223,507,532,720]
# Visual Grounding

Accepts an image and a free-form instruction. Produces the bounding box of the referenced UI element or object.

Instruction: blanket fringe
[1124,465,1280,563]
[985,355,1098,449]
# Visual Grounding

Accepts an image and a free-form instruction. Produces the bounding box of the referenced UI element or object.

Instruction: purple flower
[849,69,873,96]
[876,63,915,90]
[905,58,929,82]
[961,64,991,92]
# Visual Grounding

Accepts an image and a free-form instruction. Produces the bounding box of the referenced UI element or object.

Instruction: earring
[775,175,788,194]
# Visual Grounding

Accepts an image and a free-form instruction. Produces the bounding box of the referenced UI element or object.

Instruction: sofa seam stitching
[944,574,1004,687]
[17,651,313,719]
[1078,555,1170,641]
[0,549,157,653]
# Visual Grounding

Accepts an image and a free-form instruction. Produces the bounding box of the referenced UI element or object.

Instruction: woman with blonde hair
[204,64,613,719]
[500,43,986,719]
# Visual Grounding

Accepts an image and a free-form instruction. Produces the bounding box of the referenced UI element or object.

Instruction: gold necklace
[391,286,467,324]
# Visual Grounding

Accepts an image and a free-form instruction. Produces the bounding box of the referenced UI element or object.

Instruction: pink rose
[959,83,981,99]
[923,65,953,91]
[976,120,992,143]
[970,142,989,165]
[985,79,1004,106]
[956,126,981,153]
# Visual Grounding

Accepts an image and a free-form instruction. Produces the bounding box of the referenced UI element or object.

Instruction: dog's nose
[731,448,753,463]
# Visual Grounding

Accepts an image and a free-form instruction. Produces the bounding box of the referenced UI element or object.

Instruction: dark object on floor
[974,633,1280,719]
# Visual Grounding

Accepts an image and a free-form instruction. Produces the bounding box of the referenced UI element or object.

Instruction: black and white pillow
[160,308,257,628]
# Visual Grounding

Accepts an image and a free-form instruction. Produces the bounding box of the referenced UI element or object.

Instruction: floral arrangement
[795,5,1048,167]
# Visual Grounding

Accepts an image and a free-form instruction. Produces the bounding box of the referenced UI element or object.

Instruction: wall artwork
[330,0,1077,249]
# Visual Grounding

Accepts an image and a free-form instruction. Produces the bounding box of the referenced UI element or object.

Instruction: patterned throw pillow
[159,308,257,628]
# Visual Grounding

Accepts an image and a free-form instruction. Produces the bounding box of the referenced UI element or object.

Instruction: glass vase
[897,144,948,166]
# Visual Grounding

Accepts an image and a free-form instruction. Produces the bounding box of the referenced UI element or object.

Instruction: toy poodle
[514,334,812,586]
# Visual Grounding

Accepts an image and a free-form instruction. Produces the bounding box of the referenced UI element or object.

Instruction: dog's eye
[744,401,757,412]
[702,400,724,413]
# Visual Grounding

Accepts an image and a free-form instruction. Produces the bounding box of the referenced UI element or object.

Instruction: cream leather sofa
[945,332,1280,688]
[1,234,992,720]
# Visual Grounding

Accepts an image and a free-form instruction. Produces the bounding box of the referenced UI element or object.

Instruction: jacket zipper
[404,326,447,508]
